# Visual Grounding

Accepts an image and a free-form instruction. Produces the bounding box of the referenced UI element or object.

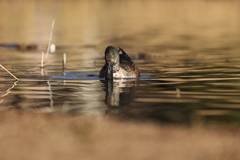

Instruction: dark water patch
[17,72,153,81]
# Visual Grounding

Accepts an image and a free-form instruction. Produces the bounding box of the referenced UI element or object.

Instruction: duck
[99,46,140,79]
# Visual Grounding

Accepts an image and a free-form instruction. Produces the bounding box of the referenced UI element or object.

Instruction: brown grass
[0,111,239,160]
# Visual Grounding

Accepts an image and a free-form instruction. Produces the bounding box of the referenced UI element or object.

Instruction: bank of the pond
[0,111,239,160]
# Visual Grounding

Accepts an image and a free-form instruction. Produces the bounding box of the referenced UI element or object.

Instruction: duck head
[104,46,120,79]
[105,46,120,64]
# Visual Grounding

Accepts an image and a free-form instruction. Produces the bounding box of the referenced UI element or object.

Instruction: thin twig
[0,64,19,81]
[40,52,44,75]
[45,19,55,64]
[62,53,66,70]
[0,81,18,97]
[41,52,44,68]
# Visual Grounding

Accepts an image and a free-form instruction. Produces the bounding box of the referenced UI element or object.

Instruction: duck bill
[106,63,113,80]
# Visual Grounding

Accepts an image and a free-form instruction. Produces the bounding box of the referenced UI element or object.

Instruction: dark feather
[119,48,137,73]
[99,46,140,78]
[99,63,107,78]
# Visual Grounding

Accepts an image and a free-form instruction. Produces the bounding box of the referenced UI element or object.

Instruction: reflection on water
[102,79,139,107]
[0,0,240,124]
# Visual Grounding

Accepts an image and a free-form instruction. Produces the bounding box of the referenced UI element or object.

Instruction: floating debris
[50,44,56,52]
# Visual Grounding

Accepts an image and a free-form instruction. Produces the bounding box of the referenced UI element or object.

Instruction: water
[1,0,240,124]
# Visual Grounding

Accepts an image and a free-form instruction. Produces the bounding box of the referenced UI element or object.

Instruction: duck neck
[106,63,113,79]
[112,61,120,73]
[106,61,120,79]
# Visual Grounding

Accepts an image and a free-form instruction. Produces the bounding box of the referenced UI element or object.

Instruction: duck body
[99,46,140,79]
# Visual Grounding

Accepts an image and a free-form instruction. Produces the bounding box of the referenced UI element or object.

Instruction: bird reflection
[101,79,139,113]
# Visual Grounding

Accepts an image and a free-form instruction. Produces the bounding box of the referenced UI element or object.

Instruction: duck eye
[112,55,115,58]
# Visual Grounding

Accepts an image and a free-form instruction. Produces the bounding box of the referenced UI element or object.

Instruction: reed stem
[0,64,19,81]
[62,53,66,70]
[41,52,44,68]
[45,19,55,64]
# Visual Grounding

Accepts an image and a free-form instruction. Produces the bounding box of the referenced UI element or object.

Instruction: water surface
[1,0,240,124]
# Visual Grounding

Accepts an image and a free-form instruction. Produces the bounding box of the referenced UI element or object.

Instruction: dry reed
[0,81,18,97]
[62,53,66,70]
[0,64,18,81]
[44,19,55,64]
[40,52,44,68]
